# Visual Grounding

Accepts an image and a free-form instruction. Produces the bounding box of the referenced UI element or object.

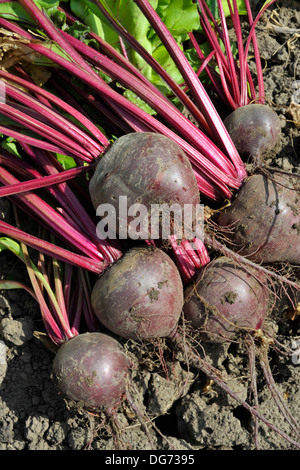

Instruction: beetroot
[52,332,131,412]
[183,257,269,342]
[88,249,299,447]
[91,246,183,340]
[89,132,199,239]
[218,174,300,264]
[224,104,281,164]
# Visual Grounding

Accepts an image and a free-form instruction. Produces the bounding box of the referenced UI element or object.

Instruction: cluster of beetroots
[53,128,300,448]
[0,0,299,448]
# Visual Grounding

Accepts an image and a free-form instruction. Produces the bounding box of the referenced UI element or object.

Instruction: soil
[0,0,299,451]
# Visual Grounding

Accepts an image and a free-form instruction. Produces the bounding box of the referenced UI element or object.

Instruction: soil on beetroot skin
[0,0,299,450]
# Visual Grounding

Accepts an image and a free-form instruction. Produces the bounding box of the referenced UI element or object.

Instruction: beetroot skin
[218,174,300,264]
[91,246,184,340]
[224,104,281,162]
[52,332,131,412]
[183,257,269,342]
[89,132,199,238]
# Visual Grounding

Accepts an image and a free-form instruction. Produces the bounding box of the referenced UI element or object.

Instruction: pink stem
[69,275,83,336]
[244,1,277,98]
[63,262,73,314]
[62,30,239,182]
[217,0,241,105]
[4,82,103,156]
[132,0,246,182]
[90,1,212,135]
[228,0,248,106]
[18,0,94,73]
[21,146,122,263]
[0,124,86,159]
[0,166,104,261]
[197,0,231,73]
[80,269,100,332]
[215,52,239,110]
[0,6,244,200]
[52,250,72,339]
[0,164,89,197]
[193,237,211,266]
[187,33,228,105]
[22,41,236,199]
[0,69,109,146]
[244,0,267,103]
[0,220,104,274]
[169,235,198,282]
[0,102,94,161]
